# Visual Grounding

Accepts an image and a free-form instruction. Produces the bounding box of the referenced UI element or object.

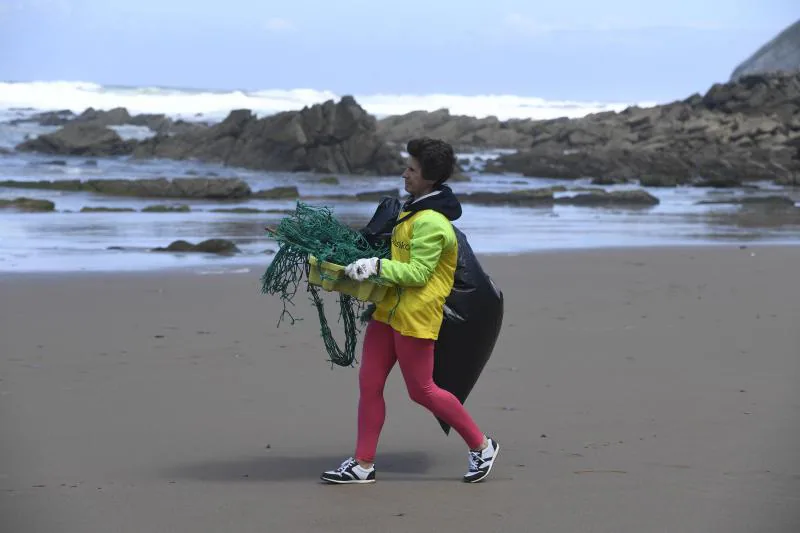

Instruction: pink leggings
[355,320,485,463]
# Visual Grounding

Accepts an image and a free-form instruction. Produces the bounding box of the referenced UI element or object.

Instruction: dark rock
[81,178,240,199]
[463,188,555,206]
[0,197,56,211]
[639,174,681,187]
[697,195,796,206]
[9,109,75,126]
[167,120,210,136]
[151,239,240,255]
[15,123,137,156]
[774,173,800,186]
[683,93,704,107]
[141,205,191,212]
[700,74,800,116]
[194,239,240,255]
[252,186,299,199]
[134,97,404,175]
[555,190,660,206]
[210,207,270,214]
[153,240,196,252]
[11,106,212,147]
[75,107,132,127]
[68,106,187,133]
[384,72,800,187]
[0,179,84,192]
[39,110,76,125]
[693,177,742,188]
[80,206,137,212]
[591,176,630,185]
[492,99,800,187]
[377,108,534,150]
[126,113,173,133]
[0,177,250,199]
[490,150,589,179]
[168,178,250,199]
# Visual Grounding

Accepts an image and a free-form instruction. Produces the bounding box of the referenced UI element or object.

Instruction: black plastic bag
[361,197,504,434]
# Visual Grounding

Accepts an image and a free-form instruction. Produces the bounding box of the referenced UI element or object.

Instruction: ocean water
[1,81,799,274]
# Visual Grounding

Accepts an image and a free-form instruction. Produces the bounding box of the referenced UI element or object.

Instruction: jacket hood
[401,184,462,222]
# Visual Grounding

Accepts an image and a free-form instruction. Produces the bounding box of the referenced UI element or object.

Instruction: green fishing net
[260,202,390,367]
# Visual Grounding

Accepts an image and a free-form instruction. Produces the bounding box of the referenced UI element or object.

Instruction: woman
[320,137,499,484]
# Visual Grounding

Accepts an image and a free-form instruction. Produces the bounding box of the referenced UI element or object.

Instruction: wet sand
[1,245,799,532]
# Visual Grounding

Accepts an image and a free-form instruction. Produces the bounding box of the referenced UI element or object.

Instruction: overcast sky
[2,0,798,102]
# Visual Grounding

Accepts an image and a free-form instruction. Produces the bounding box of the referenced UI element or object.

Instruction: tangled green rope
[260,202,390,367]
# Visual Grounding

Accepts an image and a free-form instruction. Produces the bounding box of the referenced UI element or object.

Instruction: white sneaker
[463,436,500,483]
[320,457,376,484]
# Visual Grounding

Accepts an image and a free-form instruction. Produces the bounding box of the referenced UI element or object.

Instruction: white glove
[344,258,380,281]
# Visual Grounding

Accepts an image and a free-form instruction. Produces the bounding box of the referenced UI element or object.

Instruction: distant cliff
[731,20,800,81]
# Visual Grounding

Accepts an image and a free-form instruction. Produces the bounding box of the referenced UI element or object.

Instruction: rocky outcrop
[0,197,56,211]
[151,239,241,255]
[141,205,191,212]
[252,186,299,199]
[11,109,75,126]
[0,177,251,199]
[700,72,800,118]
[463,188,556,206]
[209,207,293,214]
[697,195,796,206]
[9,106,209,136]
[133,96,404,175]
[75,107,134,128]
[377,109,534,150]
[377,73,800,165]
[11,71,800,185]
[15,123,138,156]
[80,206,137,212]
[555,190,659,206]
[730,20,800,81]
[75,108,207,136]
[10,96,403,175]
[460,188,659,207]
[486,72,800,186]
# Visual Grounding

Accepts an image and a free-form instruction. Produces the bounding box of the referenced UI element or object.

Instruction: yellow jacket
[372,190,461,340]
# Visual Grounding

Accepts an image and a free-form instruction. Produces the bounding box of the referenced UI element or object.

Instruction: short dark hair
[406,137,456,185]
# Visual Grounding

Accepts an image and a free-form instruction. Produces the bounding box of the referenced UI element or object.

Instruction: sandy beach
[1,245,799,533]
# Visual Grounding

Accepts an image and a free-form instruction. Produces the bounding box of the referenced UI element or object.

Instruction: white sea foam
[0,80,660,122]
